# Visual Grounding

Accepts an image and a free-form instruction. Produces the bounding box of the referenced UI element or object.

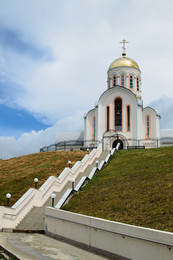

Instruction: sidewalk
[0,232,107,260]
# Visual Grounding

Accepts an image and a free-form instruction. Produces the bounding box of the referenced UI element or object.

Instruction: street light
[68,160,71,168]
[51,193,56,207]
[34,178,38,189]
[96,160,99,168]
[87,148,89,154]
[6,193,11,207]
[71,178,75,190]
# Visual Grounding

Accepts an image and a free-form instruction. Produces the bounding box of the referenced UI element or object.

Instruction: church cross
[120,39,129,54]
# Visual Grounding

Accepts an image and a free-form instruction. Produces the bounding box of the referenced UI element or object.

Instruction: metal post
[51,193,56,207]
[6,193,11,207]
[72,178,75,190]
[96,160,99,168]
[34,178,38,189]
[68,161,71,168]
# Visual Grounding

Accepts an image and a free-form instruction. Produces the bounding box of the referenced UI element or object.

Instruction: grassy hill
[0,150,85,206]
[63,146,173,232]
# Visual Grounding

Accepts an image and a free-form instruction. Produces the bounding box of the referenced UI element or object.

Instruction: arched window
[113,76,116,87]
[145,115,151,139]
[127,105,131,131]
[92,116,96,140]
[106,106,110,131]
[137,77,139,91]
[121,75,125,87]
[130,75,133,89]
[114,98,122,131]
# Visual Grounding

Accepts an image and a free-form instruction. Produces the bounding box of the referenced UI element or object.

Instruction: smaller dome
[109,56,140,71]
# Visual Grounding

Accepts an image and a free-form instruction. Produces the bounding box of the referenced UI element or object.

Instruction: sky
[0,0,173,159]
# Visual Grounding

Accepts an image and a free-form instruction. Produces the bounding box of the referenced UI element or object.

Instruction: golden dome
[109,55,140,71]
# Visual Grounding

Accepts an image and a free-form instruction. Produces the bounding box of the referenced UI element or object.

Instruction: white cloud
[0,0,172,124]
[0,0,173,158]
[0,110,84,159]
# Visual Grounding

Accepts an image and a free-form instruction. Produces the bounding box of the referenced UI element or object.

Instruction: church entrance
[112,139,123,150]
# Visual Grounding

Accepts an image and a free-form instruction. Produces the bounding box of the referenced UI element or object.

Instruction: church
[84,40,161,150]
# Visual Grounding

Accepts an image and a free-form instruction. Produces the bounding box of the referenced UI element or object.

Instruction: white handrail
[0,144,102,229]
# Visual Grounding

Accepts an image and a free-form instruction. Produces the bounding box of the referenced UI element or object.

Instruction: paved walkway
[0,232,108,260]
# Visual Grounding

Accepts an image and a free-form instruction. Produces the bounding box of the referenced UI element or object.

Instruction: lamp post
[51,193,56,207]
[87,148,89,154]
[71,178,75,190]
[96,160,99,168]
[34,178,38,189]
[68,160,71,168]
[6,193,11,207]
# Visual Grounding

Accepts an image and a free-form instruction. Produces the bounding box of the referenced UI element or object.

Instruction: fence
[40,137,173,152]
[40,140,101,152]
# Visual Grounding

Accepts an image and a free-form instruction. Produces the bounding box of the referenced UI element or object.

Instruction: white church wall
[107,67,141,98]
[98,86,138,142]
[143,107,157,138]
[142,107,161,148]
[84,108,95,145]
[138,105,143,140]
[97,104,103,141]
[95,105,99,141]
[156,115,161,139]
[84,50,161,150]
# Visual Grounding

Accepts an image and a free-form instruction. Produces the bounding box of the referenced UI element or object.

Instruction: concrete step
[15,150,109,231]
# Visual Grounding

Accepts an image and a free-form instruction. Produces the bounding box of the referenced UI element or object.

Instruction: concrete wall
[45,208,173,260]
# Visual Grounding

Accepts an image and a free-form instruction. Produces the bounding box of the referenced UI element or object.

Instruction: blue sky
[0,0,173,159]
[0,104,51,138]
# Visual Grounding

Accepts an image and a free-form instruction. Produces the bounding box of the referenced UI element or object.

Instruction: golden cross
[120,39,129,53]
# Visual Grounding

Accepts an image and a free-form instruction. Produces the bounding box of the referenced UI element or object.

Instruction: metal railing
[40,137,173,153]
[40,140,101,152]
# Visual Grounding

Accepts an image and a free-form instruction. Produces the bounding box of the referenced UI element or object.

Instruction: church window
[146,115,151,139]
[137,77,139,91]
[106,106,110,131]
[114,98,122,131]
[92,116,96,140]
[121,75,125,87]
[113,76,116,87]
[130,75,133,89]
[127,105,130,131]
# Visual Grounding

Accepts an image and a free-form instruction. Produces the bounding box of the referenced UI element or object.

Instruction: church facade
[84,41,161,150]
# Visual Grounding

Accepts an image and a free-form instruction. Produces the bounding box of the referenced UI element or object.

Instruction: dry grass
[63,146,173,232]
[0,150,85,206]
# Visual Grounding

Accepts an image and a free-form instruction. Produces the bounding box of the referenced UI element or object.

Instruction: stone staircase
[15,151,109,231]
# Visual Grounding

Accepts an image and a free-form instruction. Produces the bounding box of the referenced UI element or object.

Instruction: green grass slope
[63,147,173,232]
[0,151,85,206]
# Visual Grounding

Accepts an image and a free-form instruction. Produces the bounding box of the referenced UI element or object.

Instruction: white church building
[84,40,161,150]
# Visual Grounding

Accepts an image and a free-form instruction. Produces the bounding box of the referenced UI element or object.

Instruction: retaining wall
[45,208,173,260]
